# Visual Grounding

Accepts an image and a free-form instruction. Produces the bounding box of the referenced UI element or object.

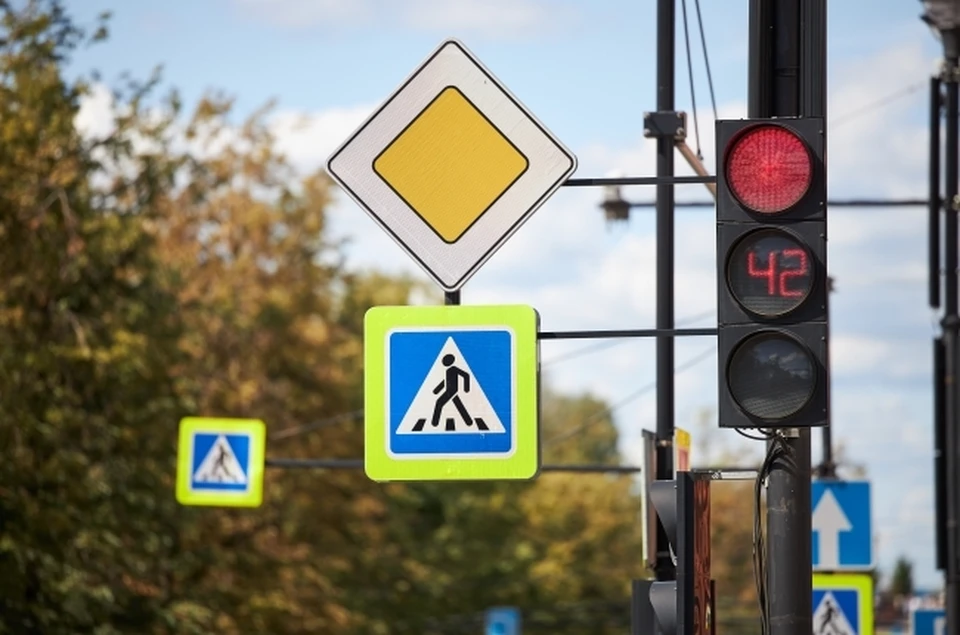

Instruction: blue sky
[69,0,945,589]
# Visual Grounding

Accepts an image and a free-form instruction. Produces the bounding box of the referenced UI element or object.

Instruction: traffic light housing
[715,117,829,429]
[648,472,711,635]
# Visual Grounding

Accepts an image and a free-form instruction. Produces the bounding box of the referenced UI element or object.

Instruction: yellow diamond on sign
[374,87,529,243]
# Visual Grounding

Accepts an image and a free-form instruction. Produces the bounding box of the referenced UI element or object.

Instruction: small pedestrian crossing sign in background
[365,304,539,481]
[812,572,873,635]
[176,417,266,507]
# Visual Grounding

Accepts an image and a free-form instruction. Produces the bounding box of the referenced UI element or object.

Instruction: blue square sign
[912,608,946,635]
[176,417,266,508]
[190,432,252,492]
[812,480,873,570]
[387,328,515,458]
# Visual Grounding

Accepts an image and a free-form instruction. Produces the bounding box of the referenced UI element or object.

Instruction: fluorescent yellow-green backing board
[812,572,874,635]
[176,417,266,507]
[364,304,539,482]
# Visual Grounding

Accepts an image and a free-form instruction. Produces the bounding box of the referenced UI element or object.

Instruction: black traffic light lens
[726,229,814,318]
[727,331,816,421]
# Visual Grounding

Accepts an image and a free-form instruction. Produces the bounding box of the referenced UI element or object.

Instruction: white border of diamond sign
[326,38,578,292]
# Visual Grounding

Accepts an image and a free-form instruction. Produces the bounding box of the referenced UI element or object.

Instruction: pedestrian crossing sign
[364,304,540,481]
[812,573,873,635]
[176,417,267,507]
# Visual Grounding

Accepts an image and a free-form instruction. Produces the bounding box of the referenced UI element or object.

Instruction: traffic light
[715,117,829,429]
[648,472,711,635]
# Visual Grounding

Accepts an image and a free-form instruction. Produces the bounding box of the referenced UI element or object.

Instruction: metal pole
[932,75,943,311]
[653,0,677,587]
[941,40,960,635]
[444,290,460,305]
[819,405,834,478]
[749,1,817,633]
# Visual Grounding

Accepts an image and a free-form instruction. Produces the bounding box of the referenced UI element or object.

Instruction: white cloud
[227,0,577,37]
[270,105,375,171]
[75,83,115,139]
[229,0,374,28]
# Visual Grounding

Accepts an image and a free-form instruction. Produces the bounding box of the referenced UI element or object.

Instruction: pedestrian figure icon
[410,353,490,432]
[812,590,858,635]
[211,445,235,481]
[818,599,838,635]
[193,434,248,486]
[395,336,506,435]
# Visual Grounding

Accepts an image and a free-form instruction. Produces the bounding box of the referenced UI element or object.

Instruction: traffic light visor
[724,124,812,214]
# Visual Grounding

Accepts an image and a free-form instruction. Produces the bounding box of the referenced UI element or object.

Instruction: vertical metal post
[941,44,960,635]
[932,75,943,311]
[936,337,948,573]
[819,402,834,477]
[820,283,836,479]
[748,1,819,633]
[444,290,461,305]
[654,0,677,586]
[631,579,655,635]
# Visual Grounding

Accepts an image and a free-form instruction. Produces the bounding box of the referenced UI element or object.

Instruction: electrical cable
[693,0,718,120]
[734,427,774,442]
[832,80,926,127]
[543,345,715,448]
[269,409,363,441]
[679,0,702,157]
[751,432,799,635]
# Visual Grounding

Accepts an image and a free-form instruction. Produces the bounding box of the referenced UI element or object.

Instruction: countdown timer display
[727,331,816,421]
[726,229,814,318]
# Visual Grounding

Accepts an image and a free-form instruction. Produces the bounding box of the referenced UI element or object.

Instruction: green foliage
[0,2,652,633]
[890,556,913,597]
[0,3,189,633]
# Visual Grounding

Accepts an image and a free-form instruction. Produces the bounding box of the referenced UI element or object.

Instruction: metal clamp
[643,111,687,141]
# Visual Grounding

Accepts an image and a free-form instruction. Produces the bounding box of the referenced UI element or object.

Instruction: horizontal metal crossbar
[563,175,716,187]
[265,458,642,474]
[538,327,717,340]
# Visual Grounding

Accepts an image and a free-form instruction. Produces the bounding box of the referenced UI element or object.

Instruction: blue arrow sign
[911,608,946,635]
[485,607,521,635]
[812,480,873,570]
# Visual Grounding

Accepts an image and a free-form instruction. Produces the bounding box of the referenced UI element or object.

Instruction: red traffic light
[724,124,813,214]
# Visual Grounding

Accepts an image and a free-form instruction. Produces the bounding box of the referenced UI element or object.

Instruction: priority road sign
[326,39,577,292]
[176,417,266,507]
[812,480,873,570]
[812,573,873,635]
[911,608,946,635]
[364,304,539,481]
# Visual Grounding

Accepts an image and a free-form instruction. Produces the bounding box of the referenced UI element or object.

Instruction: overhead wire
[269,409,364,441]
[693,0,718,120]
[679,0,702,157]
[832,80,926,127]
[543,345,715,448]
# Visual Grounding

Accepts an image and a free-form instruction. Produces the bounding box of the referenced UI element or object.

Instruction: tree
[0,3,663,633]
[0,2,197,632]
[890,556,914,598]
